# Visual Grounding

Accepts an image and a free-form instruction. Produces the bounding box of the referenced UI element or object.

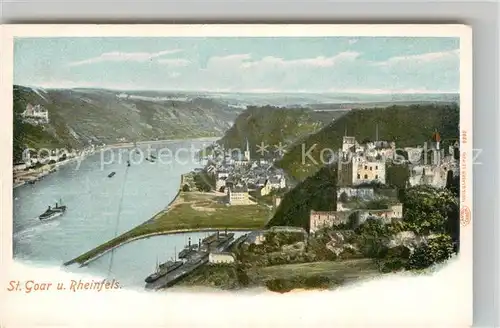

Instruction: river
[13,138,248,288]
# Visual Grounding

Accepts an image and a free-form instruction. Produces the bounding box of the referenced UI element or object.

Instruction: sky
[14,37,460,94]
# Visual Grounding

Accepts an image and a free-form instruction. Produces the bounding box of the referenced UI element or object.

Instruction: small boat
[108,172,116,178]
[39,199,66,221]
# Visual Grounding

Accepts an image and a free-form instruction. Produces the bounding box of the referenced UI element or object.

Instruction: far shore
[13,136,221,190]
[104,136,221,150]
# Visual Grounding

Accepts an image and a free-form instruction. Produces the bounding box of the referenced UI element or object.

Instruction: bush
[402,186,458,235]
[406,234,454,270]
[338,247,362,259]
[303,276,331,289]
[265,278,295,293]
[378,245,411,273]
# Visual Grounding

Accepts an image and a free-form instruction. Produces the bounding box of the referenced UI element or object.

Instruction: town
[198,129,460,235]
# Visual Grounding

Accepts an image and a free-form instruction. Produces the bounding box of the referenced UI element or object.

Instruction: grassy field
[64,191,271,265]
[143,192,271,232]
[251,259,379,279]
[176,259,382,292]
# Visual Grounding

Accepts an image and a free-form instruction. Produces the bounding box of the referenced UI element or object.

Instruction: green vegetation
[248,260,381,293]
[13,85,240,153]
[266,165,337,231]
[178,264,242,290]
[235,230,310,266]
[278,103,460,180]
[65,191,270,266]
[13,89,65,162]
[217,105,338,158]
[401,185,459,235]
[406,234,454,270]
[193,171,215,192]
[386,163,411,189]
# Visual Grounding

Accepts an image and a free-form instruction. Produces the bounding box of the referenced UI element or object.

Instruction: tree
[379,245,411,273]
[339,192,348,203]
[267,165,337,231]
[354,218,390,258]
[445,171,459,197]
[406,234,454,270]
[365,199,389,210]
[386,164,410,189]
[13,100,26,164]
[182,184,190,192]
[402,185,458,235]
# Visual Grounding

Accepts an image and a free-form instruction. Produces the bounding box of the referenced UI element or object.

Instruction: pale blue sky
[14,37,460,93]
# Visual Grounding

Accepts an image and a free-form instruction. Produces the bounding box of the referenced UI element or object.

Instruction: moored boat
[144,258,184,283]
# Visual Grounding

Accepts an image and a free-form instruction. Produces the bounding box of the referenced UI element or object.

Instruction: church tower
[244,139,251,161]
[432,130,441,166]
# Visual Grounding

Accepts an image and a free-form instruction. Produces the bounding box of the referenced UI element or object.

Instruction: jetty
[144,230,236,290]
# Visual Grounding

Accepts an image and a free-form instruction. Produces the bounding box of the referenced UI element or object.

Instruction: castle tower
[432,130,441,166]
[342,136,356,152]
[244,138,251,161]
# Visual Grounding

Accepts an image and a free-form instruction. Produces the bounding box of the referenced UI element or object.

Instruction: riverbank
[13,154,87,189]
[13,137,218,189]
[64,177,271,266]
[104,136,220,150]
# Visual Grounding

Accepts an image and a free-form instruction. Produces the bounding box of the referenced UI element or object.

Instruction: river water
[13,138,248,288]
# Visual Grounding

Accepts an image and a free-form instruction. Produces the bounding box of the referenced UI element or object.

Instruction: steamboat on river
[39,199,67,221]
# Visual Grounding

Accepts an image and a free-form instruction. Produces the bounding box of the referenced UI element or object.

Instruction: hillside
[13,85,242,155]
[266,165,338,231]
[277,103,460,180]
[216,105,342,156]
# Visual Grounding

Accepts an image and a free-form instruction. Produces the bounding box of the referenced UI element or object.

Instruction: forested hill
[13,85,242,157]
[266,165,338,231]
[216,105,345,156]
[277,103,460,181]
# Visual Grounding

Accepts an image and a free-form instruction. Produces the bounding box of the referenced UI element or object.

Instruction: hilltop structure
[21,104,49,124]
[309,128,458,234]
[407,131,459,188]
[337,135,393,187]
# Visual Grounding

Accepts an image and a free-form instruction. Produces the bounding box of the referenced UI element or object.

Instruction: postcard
[0,24,472,327]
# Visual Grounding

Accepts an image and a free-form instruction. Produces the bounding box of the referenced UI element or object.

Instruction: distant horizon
[15,84,459,96]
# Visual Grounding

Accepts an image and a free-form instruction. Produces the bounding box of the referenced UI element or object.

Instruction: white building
[267,176,286,190]
[209,252,235,264]
[228,186,250,205]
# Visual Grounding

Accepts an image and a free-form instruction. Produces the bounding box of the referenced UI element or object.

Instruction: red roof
[432,131,441,142]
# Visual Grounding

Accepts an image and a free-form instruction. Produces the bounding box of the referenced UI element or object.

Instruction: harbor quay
[145,230,237,290]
